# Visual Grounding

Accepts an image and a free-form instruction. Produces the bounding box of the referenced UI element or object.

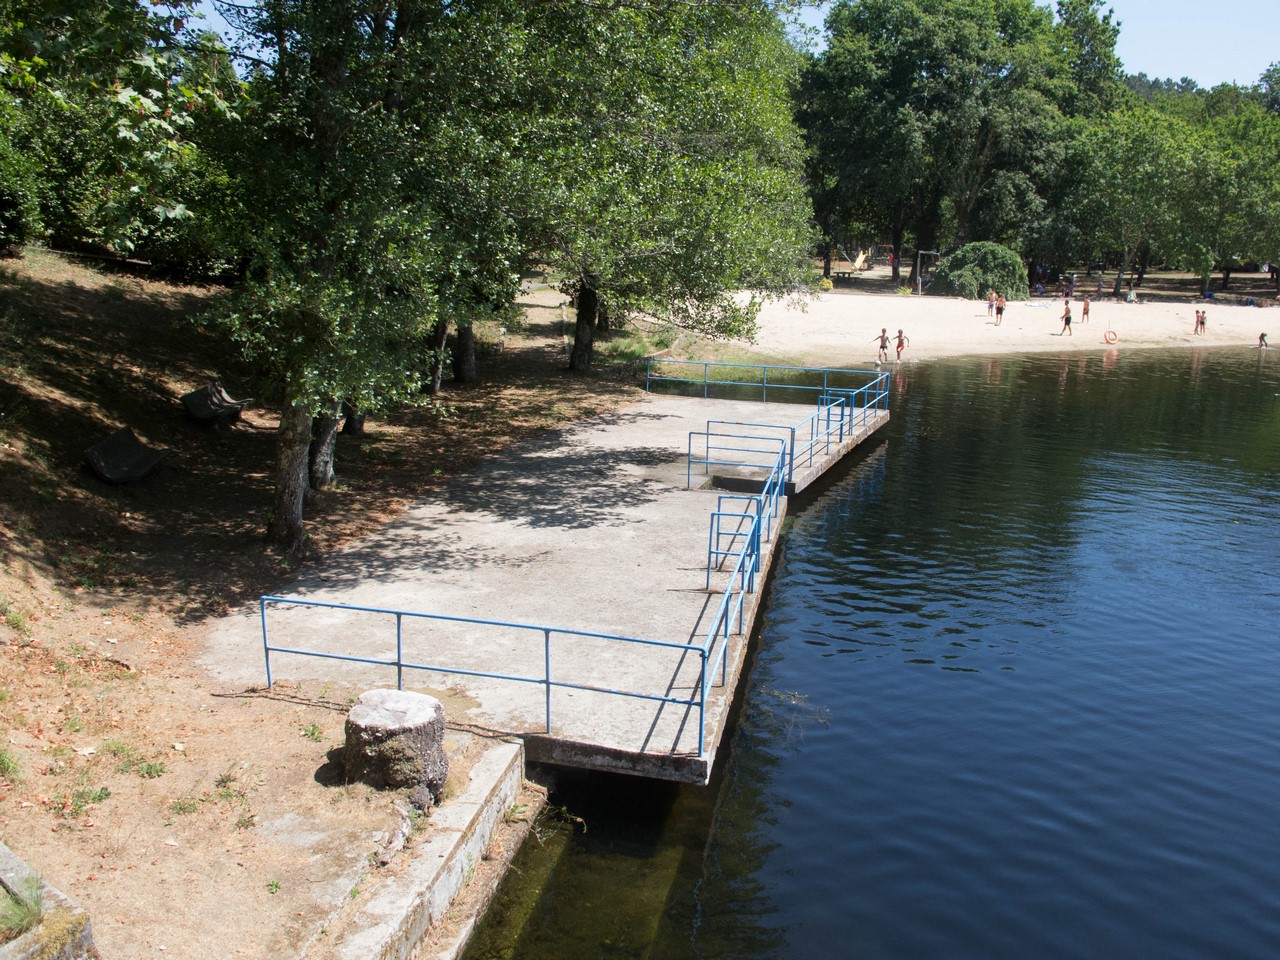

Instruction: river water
[463,347,1280,960]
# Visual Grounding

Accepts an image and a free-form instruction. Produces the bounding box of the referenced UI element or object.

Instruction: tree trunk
[425,316,449,396]
[268,399,314,551]
[309,402,342,490]
[1220,266,1232,290]
[596,297,610,335]
[1112,249,1132,298]
[341,400,365,435]
[452,323,477,384]
[822,247,832,278]
[569,282,597,373]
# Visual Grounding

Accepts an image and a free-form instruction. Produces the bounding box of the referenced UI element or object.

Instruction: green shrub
[0,101,43,253]
[928,242,1029,301]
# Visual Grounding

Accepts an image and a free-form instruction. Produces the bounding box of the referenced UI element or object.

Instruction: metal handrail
[646,359,888,410]
[259,596,711,750]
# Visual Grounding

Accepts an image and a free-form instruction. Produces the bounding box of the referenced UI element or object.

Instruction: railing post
[261,597,273,690]
[396,613,404,690]
[698,648,708,755]
[544,628,553,733]
[703,362,710,399]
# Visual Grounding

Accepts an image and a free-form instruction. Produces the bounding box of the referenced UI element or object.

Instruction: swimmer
[872,328,890,364]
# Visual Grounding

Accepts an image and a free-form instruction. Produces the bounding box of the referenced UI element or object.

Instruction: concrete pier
[200,393,888,785]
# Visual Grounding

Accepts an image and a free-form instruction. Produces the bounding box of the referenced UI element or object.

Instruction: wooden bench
[84,427,171,483]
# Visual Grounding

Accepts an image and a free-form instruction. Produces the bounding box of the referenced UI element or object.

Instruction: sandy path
[740,290,1275,367]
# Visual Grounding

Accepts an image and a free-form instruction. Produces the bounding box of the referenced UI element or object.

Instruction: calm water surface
[465,347,1280,960]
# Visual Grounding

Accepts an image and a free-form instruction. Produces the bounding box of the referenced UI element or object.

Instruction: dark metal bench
[84,427,171,483]
[181,382,252,426]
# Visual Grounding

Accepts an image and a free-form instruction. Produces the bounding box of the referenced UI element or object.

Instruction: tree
[0,1,238,252]
[800,0,1077,282]
[523,2,814,372]
[212,0,453,549]
[1067,107,1187,295]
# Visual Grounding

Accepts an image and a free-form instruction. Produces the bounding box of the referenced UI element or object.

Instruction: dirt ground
[0,248,636,958]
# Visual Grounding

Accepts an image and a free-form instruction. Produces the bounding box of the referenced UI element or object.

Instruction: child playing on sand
[1058,298,1072,336]
[987,289,996,317]
[873,328,890,364]
[894,329,910,361]
[995,294,1006,326]
[1081,296,1090,323]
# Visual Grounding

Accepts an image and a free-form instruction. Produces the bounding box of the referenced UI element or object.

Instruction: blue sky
[797,0,1276,89]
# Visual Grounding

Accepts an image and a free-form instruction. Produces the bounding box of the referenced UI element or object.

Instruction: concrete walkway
[200,394,888,784]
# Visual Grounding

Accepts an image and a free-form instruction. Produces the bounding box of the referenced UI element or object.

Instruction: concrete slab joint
[345,690,449,809]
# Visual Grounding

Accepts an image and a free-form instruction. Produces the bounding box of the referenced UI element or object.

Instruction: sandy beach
[743,288,1275,366]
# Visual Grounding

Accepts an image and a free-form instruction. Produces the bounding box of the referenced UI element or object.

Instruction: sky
[796,0,1277,90]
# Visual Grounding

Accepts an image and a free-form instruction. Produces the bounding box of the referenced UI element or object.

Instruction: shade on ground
[198,394,888,783]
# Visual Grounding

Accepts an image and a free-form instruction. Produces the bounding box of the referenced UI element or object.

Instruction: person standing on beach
[1081,296,1090,323]
[987,289,996,317]
[894,328,910,361]
[995,294,1006,326]
[873,328,890,364]
[1058,298,1072,336]
[1260,332,1269,349]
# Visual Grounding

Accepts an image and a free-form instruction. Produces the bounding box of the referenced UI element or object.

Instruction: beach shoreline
[744,288,1274,366]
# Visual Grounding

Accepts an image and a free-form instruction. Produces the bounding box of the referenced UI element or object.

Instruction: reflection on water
[464,348,1280,960]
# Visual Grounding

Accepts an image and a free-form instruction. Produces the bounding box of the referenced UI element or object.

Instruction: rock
[343,690,448,806]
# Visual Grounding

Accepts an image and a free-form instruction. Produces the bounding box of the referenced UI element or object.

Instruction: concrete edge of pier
[310,738,545,960]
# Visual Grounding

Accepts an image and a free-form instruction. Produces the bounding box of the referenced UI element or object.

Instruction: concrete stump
[344,690,448,807]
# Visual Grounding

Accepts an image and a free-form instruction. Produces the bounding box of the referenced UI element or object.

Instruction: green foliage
[0,876,43,943]
[929,242,1029,300]
[0,2,242,253]
[0,96,42,250]
[0,747,21,781]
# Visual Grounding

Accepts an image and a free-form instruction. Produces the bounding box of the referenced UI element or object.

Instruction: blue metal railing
[259,362,889,765]
[687,388,881,491]
[646,359,889,410]
[260,597,722,754]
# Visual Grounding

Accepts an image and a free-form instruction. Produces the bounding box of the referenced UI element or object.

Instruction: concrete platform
[200,394,888,785]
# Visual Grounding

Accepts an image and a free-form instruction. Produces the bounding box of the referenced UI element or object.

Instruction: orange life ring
[1104,330,1118,344]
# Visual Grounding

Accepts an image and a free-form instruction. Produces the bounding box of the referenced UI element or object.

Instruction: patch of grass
[0,598,30,635]
[0,748,21,782]
[53,786,110,818]
[62,715,84,734]
[101,740,163,778]
[0,875,43,944]
[266,879,281,895]
[301,723,323,742]
[168,798,198,815]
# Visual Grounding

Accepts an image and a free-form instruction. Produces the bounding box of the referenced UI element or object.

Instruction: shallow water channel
[463,347,1280,960]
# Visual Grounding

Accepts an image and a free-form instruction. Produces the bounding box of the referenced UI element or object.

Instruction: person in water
[873,328,891,364]
[1260,332,1269,349]
[894,328,910,361]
